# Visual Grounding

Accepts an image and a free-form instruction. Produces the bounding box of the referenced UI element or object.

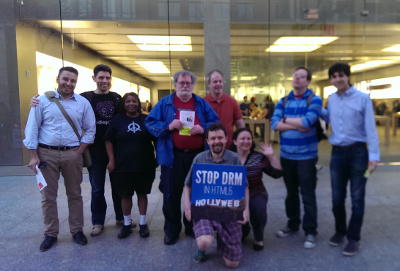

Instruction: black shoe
[118,225,133,239]
[185,228,195,239]
[193,249,207,263]
[164,235,178,245]
[253,244,264,251]
[342,240,359,256]
[72,231,87,246]
[40,235,57,252]
[329,232,345,247]
[139,224,150,238]
[242,223,251,241]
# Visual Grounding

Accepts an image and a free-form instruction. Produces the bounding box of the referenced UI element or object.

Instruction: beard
[211,143,224,154]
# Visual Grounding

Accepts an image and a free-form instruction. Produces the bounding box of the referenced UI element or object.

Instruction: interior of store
[5,0,400,165]
[17,20,400,110]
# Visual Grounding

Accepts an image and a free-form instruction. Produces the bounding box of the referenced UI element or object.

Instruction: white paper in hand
[35,165,47,191]
[179,110,195,136]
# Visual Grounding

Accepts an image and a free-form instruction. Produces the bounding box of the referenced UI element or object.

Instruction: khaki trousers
[38,147,84,237]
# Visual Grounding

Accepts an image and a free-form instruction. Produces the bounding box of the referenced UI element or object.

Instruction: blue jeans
[330,142,368,241]
[88,145,123,225]
[281,157,318,235]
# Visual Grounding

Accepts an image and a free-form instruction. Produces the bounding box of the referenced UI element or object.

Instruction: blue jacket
[271,89,322,160]
[145,93,220,167]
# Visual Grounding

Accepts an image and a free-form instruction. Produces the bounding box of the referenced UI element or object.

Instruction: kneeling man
[183,122,249,268]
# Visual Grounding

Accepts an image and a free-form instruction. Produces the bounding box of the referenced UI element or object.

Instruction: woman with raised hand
[104,92,157,239]
[230,128,283,251]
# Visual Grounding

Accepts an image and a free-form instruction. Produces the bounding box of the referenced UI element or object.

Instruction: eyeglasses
[292,73,307,79]
[177,81,193,87]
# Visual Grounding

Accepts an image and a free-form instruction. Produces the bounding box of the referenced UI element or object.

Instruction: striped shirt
[244,151,283,197]
[271,89,322,160]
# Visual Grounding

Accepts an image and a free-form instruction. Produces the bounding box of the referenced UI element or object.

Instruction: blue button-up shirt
[23,90,96,149]
[321,85,380,161]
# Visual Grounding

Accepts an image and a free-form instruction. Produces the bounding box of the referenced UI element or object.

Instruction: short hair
[264,94,272,103]
[229,128,256,152]
[328,63,351,78]
[206,70,223,85]
[243,96,247,99]
[173,70,197,86]
[205,122,226,139]
[58,66,78,77]
[93,64,112,77]
[295,66,312,81]
[120,92,142,115]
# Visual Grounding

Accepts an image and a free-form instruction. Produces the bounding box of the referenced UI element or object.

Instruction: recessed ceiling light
[128,35,192,51]
[266,36,338,52]
[382,45,400,52]
[351,60,394,72]
[136,61,170,74]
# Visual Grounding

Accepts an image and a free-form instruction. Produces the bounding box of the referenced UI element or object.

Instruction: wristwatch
[282,117,287,123]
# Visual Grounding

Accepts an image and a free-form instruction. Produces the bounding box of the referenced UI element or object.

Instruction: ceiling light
[128,35,192,51]
[267,45,320,52]
[231,76,258,81]
[382,45,400,52]
[136,61,170,74]
[136,44,192,51]
[266,36,338,52]
[240,76,258,81]
[351,60,394,72]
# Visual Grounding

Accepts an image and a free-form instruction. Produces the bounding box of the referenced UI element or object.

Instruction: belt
[38,143,79,151]
[332,142,366,151]
[173,146,204,154]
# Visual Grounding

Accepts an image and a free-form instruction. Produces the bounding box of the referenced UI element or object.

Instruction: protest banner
[191,163,246,221]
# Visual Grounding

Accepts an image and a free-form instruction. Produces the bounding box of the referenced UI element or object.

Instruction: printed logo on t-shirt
[127,121,141,133]
[95,101,115,120]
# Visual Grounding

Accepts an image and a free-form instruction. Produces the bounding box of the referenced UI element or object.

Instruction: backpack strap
[45,91,81,141]
[281,92,315,117]
[282,92,314,110]
[281,95,289,116]
[307,93,315,107]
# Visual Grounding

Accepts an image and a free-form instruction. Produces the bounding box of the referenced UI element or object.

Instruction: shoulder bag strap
[45,91,81,141]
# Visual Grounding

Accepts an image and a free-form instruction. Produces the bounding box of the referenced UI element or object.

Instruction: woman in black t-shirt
[104,93,157,239]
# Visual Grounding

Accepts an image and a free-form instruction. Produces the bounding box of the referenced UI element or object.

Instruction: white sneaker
[276,227,297,238]
[304,234,316,249]
[90,225,104,236]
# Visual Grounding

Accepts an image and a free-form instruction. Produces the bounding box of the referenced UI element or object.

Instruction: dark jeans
[330,143,368,241]
[281,157,318,235]
[88,145,123,225]
[159,148,202,239]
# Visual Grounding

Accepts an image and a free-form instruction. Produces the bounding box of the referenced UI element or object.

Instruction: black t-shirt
[103,114,156,173]
[263,102,275,119]
[81,91,121,147]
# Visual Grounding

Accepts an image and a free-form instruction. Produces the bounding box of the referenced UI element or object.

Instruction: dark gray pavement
[1,125,399,270]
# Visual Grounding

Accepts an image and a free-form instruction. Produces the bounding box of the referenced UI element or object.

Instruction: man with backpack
[24,66,96,251]
[271,67,322,249]
[30,64,134,236]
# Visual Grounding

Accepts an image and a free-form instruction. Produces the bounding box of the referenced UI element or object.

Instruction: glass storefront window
[2,0,400,165]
